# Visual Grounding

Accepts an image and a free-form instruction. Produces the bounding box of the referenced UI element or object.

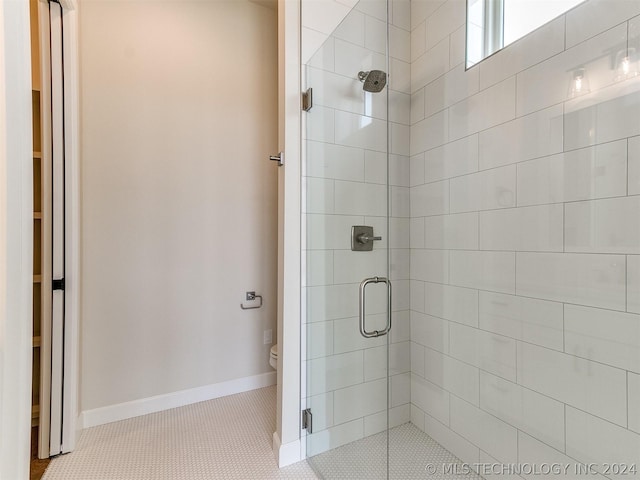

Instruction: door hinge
[302,88,313,112]
[52,278,65,291]
[302,408,312,434]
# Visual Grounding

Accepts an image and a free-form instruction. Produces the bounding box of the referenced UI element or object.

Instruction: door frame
[0,0,80,474]
[273,0,303,467]
[0,1,35,478]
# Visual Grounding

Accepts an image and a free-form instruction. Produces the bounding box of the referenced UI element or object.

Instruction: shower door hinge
[302,88,313,112]
[302,408,313,433]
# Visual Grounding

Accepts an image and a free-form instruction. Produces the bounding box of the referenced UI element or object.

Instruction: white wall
[0,0,34,478]
[275,0,303,466]
[79,0,278,416]
[410,0,640,470]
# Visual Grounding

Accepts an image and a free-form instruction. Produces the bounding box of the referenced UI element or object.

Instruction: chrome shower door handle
[359,276,392,338]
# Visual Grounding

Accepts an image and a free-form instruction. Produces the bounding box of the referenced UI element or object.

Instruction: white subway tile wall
[408,0,640,474]
[302,0,640,472]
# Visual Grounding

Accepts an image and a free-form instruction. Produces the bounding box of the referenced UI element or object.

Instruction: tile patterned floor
[42,386,316,480]
[43,385,481,480]
[310,423,483,480]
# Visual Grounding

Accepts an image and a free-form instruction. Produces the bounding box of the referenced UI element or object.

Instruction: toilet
[269,344,278,370]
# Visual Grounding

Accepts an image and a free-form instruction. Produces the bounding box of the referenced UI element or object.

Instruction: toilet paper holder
[240,291,263,310]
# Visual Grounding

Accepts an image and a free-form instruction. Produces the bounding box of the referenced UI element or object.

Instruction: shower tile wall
[409,0,640,472]
[302,0,412,457]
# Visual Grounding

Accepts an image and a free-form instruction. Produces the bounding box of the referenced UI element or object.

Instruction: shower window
[466,0,586,67]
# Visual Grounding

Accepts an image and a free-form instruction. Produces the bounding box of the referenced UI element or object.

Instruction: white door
[48,0,65,457]
[34,0,77,459]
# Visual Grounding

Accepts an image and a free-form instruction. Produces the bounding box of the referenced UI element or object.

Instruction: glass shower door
[299,0,640,478]
[301,1,400,477]
[301,0,414,477]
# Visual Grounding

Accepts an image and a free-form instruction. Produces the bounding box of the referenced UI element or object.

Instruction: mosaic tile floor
[42,386,316,480]
[42,385,481,480]
[310,422,483,480]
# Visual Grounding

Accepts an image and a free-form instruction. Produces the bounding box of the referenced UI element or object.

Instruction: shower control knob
[357,233,382,244]
[351,225,381,251]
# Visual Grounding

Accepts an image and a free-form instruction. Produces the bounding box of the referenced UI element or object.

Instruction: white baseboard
[272,431,302,467]
[80,371,276,429]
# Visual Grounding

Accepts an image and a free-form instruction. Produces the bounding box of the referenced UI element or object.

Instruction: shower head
[358,70,387,93]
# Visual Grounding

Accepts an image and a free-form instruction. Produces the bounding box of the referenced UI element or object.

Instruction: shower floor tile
[309,422,485,480]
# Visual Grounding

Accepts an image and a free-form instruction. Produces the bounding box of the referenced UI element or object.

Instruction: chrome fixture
[359,276,392,338]
[240,291,263,310]
[302,408,313,433]
[358,70,387,93]
[351,226,382,251]
[302,88,313,111]
[269,152,284,167]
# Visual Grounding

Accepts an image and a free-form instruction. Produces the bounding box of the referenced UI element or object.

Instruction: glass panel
[466,0,586,68]
[303,1,640,479]
[301,0,393,477]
